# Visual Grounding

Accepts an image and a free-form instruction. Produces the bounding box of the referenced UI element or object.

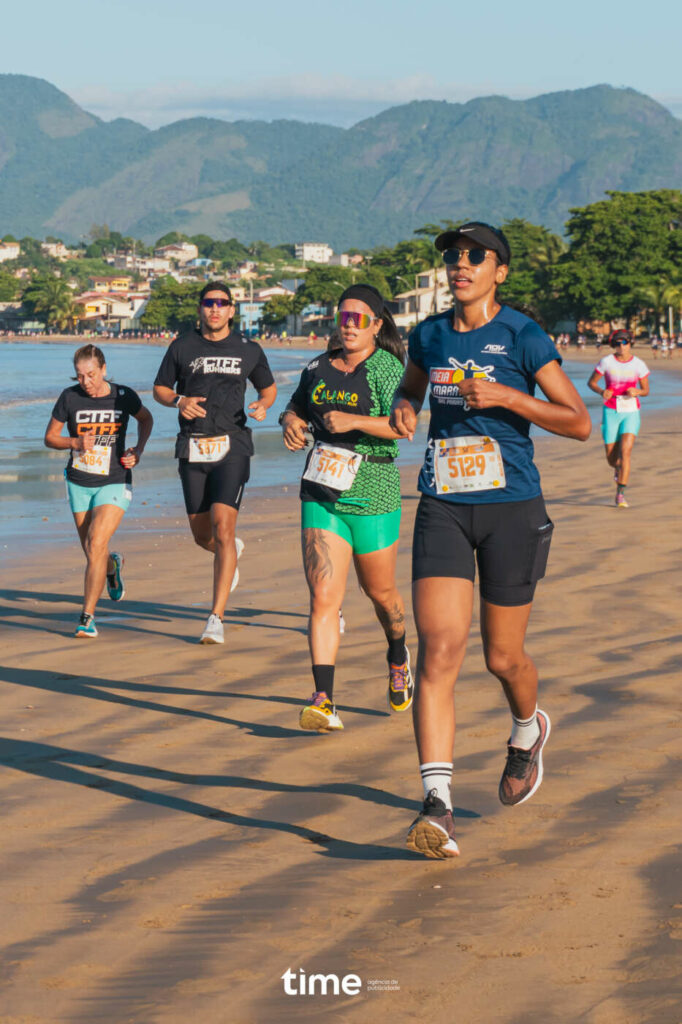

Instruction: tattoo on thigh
[303,529,334,585]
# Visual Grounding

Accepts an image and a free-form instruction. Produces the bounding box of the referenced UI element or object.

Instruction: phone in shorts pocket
[528,519,554,583]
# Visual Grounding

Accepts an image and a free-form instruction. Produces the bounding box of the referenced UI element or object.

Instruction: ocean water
[1,341,679,545]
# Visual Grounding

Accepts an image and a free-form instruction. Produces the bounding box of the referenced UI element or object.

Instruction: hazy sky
[5,0,682,126]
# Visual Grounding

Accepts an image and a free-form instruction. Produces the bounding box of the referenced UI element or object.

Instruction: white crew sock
[420,762,453,810]
[510,707,540,749]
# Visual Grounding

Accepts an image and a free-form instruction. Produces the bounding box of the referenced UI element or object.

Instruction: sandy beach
[1,402,682,1023]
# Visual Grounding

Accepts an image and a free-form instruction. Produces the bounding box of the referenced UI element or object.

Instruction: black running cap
[435,222,511,265]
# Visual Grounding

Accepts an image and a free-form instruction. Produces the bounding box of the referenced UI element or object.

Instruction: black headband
[337,284,385,318]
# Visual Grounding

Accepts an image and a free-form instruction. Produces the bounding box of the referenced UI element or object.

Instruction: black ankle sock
[387,632,407,665]
[312,664,335,700]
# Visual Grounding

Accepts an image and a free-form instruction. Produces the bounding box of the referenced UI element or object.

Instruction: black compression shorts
[178,455,250,515]
[412,494,554,606]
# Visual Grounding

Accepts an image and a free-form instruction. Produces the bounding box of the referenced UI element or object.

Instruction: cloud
[69,74,529,128]
[69,75,682,129]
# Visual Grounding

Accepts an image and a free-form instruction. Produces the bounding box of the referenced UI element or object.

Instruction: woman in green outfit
[281,284,412,731]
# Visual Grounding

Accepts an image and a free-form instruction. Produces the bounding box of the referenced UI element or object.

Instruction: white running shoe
[200,613,224,644]
[230,537,245,593]
[339,609,346,634]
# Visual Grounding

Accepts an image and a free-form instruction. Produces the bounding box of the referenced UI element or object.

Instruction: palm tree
[636,279,669,335]
[414,223,456,313]
[527,234,566,272]
[662,269,682,335]
[24,277,83,332]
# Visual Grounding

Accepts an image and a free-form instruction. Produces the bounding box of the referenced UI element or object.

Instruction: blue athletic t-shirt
[408,305,561,504]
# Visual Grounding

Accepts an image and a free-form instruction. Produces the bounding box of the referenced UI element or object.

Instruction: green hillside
[0,75,680,247]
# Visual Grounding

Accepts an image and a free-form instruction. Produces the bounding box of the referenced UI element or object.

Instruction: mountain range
[1,75,681,249]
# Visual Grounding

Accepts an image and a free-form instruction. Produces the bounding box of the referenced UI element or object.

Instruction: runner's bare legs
[73,504,126,617]
[188,503,239,618]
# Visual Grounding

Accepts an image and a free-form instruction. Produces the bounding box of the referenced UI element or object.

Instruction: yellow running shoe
[388,647,414,712]
[299,691,344,732]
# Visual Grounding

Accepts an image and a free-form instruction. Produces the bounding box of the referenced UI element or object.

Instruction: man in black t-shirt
[154,282,277,644]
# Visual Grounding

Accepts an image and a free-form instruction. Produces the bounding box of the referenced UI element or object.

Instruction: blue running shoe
[106,553,125,601]
[75,613,98,638]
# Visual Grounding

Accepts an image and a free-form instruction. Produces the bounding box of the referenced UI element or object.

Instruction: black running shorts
[412,494,554,606]
[178,455,250,515]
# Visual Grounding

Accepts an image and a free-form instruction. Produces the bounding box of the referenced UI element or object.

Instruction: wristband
[173,394,183,407]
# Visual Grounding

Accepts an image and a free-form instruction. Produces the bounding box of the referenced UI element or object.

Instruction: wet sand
[1,408,681,1023]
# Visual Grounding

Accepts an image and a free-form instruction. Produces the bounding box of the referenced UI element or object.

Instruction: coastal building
[253,285,293,301]
[110,254,173,277]
[0,241,20,263]
[234,261,259,280]
[74,291,148,330]
[41,241,77,260]
[393,267,451,330]
[154,242,199,265]
[185,257,214,269]
[295,242,333,264]
[237,300,265,336]
[89,276,132,294]
[0,301,23,330]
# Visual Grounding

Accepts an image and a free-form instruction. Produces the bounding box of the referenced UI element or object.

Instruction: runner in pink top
[588,329,650,507]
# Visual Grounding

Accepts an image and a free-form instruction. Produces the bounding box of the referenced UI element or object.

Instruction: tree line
[2,190,681,333]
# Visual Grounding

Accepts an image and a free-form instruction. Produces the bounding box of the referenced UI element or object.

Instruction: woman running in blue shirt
[391,222,591,858]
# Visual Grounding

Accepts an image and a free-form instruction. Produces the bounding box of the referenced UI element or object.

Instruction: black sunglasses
[443,247,489,267]
[612,340,630,346]
[201,297,232,308]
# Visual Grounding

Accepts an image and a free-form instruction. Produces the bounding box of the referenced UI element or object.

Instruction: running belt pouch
[528,519,554,582]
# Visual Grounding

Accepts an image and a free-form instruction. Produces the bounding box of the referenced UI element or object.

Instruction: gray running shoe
[200,613,224,644]
[406,790,459,859]
[499,708,551,806]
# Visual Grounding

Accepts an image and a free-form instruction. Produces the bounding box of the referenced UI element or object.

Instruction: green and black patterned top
[289,347,404,516]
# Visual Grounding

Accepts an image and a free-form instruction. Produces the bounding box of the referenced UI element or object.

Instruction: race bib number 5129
[434,435,506,494]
